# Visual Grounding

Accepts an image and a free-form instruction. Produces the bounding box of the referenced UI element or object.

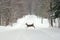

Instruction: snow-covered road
[0,28,60,40]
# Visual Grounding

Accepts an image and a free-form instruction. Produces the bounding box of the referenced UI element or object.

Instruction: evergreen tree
[49,0,60,27]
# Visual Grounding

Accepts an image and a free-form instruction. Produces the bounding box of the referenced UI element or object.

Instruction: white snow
[0,15,60,40]
[0,28,60,40]
[0,15,50,30]
[13,15,49,29]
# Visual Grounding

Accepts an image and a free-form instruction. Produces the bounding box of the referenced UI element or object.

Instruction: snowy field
[0,15,60,40]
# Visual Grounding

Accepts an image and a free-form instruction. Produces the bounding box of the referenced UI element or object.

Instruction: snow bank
[0,15,49,30]
[12,15,49,29]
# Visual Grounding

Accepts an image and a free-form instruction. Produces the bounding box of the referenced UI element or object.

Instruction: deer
[25,23,35,28]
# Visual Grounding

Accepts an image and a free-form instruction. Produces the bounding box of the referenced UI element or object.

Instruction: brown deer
[25,23,35,28]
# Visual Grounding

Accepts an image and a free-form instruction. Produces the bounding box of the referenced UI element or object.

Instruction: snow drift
[0,15,49,30]
[12,15,49,29]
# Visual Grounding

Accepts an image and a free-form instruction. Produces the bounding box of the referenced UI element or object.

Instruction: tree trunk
[58,18,60,28]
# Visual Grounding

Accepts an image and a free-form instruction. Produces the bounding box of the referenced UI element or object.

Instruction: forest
[0,0,60,28]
